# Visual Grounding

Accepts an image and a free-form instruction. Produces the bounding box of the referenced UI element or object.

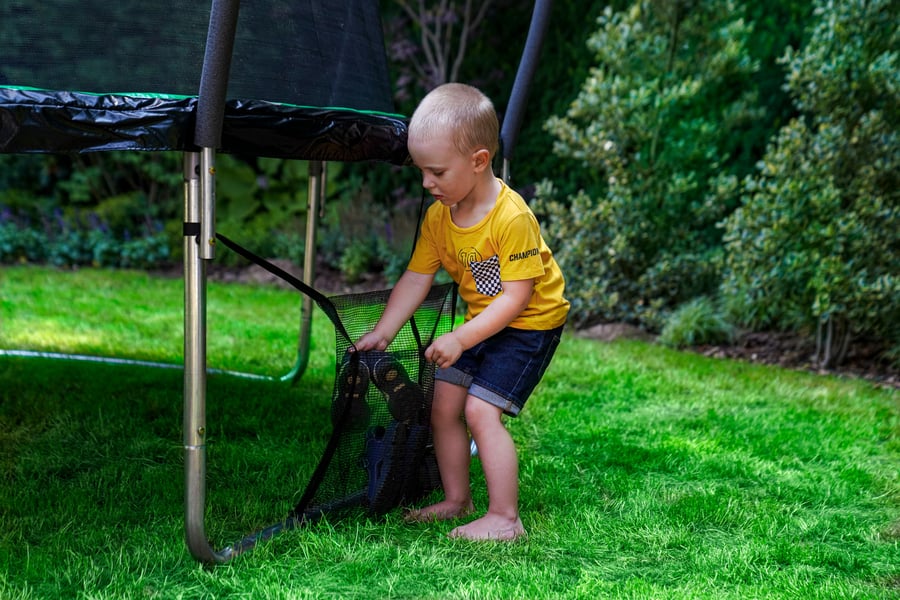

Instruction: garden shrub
[339,239,377,284]
[535,0,761,329]
[0,218,170,270]
[659,296,735,349]
[721,0,900,367]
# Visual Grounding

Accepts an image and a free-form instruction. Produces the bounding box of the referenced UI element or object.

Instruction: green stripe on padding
[0,85,406,119]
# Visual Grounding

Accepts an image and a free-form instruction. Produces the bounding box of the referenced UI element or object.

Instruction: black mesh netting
[292,283,456,520]
[0,0,392,110]
[215,233,455,521]
[0,0,408,161]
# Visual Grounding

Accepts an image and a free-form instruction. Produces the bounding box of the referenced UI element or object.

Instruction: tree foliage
[390,0,494,95]
[534,0,762,328]
[721,0,900,365]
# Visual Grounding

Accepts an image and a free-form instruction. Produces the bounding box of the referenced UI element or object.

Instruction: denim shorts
[435,324,564,416]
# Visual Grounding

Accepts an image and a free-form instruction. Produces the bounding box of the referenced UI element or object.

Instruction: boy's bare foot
[403,500,474,523]
[448,514,526,541]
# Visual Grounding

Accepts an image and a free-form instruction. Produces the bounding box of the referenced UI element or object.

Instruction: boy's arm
[353,269,435,351]
[425,278,533,369]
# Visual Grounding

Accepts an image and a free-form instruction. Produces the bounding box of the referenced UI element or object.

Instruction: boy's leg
[404,380,474,521]
[449,398,525,541]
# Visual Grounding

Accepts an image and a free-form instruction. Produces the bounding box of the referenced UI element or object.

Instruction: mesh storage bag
[292,284,455,520]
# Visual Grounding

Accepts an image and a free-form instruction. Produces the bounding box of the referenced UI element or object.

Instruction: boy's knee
[464,397,501,431]
[430,401,460,428]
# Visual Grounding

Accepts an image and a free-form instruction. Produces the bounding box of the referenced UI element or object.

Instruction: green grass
[1,265,898,599]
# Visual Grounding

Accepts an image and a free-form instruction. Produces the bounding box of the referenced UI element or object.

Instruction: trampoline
[0,0,552,564]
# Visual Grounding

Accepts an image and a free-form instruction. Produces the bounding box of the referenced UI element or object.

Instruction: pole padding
[500,0,553,161]
[195,0,241,148]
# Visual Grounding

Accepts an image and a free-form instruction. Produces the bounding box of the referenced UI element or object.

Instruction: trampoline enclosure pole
[284,160,326,384]
[199,148,217,260]
[183,152,232,564]
[183,0,240,564]
[500,0,552,183]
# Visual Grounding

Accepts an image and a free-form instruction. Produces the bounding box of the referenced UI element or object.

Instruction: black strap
[217,192,454,352]
[410,188,427,261]
[215,232,355,345]
[407,188,430,349]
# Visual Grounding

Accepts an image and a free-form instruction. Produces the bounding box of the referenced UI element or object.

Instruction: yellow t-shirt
[407,179,569,330]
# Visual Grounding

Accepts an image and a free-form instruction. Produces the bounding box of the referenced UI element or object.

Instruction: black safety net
[0,0,408,162]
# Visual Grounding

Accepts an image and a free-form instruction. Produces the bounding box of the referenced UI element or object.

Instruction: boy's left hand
[353,331,391,352]
[425,332,463,369]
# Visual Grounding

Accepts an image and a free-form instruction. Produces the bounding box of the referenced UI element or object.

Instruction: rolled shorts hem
[434,367,522,416]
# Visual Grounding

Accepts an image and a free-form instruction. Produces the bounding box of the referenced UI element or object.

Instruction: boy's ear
[471,148,492,172]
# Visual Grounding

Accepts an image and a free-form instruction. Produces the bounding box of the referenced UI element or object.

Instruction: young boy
[353,83,568,541]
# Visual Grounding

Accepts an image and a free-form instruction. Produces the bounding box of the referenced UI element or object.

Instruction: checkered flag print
[470,255,502,296]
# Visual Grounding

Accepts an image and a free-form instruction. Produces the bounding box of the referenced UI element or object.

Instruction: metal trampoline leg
[183,151,232,564]
[283,160,326,384]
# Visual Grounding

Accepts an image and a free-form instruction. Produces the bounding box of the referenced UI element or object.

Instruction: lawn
[1,265,898,599]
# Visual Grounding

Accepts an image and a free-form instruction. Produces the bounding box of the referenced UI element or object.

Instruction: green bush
[46,229,92,267]
[721,0,900,366]
[658,296,735,349]
[376,238,409,285]
[270,231,306,267]
[0,222,45,264]
[535,0,761,329]
[119,234,171,270]
[339,239,377,284]
[0,219,170,270]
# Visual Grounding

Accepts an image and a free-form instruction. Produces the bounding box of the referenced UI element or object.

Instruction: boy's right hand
[352,331,391,352]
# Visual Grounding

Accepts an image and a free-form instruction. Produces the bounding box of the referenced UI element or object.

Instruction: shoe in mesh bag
[332,351,372,430]
[368,351,424,423]
[363,420,431,515]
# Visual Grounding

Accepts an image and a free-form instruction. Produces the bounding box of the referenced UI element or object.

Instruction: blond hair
[408,83,499,158]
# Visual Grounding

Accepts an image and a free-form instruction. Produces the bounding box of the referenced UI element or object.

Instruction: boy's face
[408,133,488,208]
